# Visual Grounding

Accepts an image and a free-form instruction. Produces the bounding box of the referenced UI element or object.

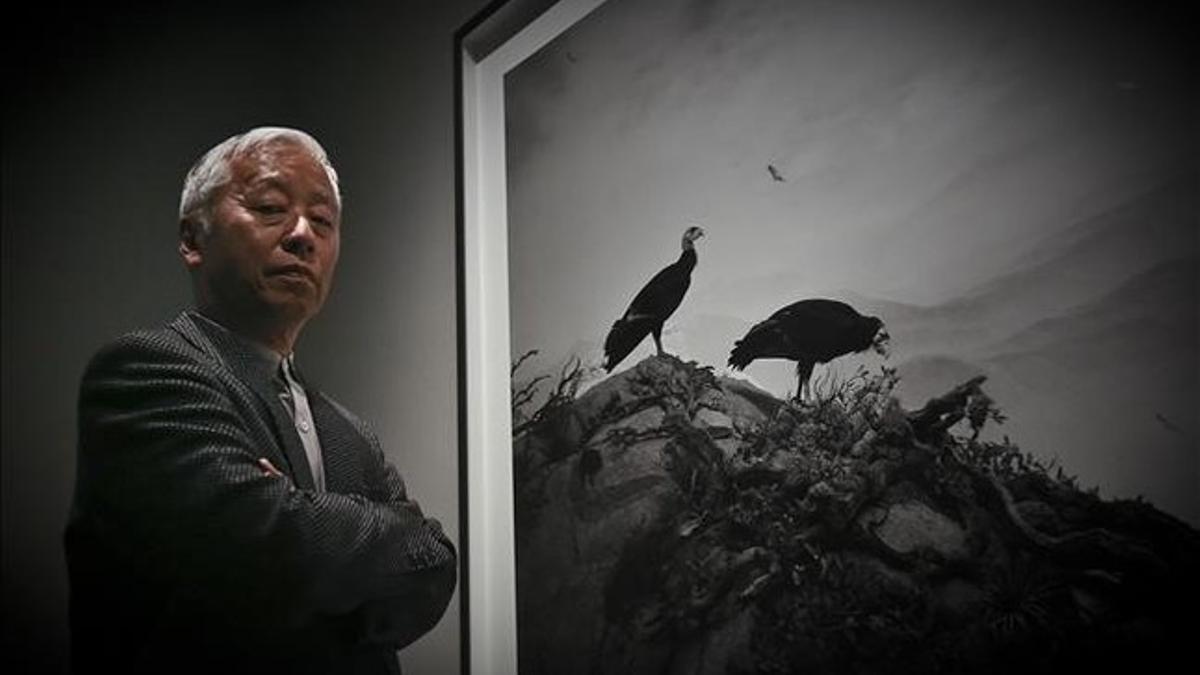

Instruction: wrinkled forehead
[229,139,339,206]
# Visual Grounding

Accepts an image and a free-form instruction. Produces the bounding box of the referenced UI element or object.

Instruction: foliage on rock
[511,353,1199,674]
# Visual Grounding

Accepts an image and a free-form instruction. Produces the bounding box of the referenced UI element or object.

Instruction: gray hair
[178,126,341,230]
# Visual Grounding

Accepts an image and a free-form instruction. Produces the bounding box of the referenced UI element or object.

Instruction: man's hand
[258,458,285,476]
[257,458,297,492]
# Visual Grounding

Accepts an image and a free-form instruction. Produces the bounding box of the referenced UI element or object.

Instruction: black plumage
[603,225,705,372]
[728,299,889,400]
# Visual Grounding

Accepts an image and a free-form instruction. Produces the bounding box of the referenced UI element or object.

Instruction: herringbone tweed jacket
[65,310,456,675]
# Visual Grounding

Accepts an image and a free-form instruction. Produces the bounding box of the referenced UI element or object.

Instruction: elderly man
[64,127,456,674]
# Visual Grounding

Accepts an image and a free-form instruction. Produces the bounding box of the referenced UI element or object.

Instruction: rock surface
[512,355,1200,674]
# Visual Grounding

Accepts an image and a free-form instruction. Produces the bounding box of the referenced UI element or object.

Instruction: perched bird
[728,299,888,400]
[767,164,785,182]
[603,225,705,372]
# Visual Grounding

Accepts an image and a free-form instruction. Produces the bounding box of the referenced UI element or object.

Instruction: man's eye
[308,211,337,230]
[253,204,286,214]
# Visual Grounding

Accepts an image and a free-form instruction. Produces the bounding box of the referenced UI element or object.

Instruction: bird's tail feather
[728,324,774,370]
[727,339,755,370]
[604,317,653,372]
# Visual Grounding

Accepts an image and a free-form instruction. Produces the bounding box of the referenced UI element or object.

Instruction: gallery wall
[2,1,489,672]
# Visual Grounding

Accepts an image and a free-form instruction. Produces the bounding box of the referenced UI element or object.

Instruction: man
[64,127,456,674]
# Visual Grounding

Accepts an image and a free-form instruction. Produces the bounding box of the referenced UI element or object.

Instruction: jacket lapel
[283,362,376,496]
[171,311,317,491]
[242,372,319,492]
[307,389,369,495]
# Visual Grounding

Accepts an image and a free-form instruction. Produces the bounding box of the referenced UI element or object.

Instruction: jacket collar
[169,309,318,490]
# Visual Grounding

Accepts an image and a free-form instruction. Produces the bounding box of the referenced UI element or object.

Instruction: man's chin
[259,292,322,323]
[266,272,320,292]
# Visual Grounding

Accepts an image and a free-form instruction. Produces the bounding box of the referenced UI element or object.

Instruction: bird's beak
[872,329,891,357]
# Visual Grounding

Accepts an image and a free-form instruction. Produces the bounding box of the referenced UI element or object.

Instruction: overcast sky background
[508,0,1185,335]
[504,0,1195,520]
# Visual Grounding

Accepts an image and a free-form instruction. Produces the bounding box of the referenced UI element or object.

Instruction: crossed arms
[71,332,456,648]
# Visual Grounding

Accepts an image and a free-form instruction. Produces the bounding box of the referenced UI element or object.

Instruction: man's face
[185,140,341,328]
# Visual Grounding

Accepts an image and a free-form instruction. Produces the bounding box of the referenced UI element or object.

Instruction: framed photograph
[458,1,1196,673]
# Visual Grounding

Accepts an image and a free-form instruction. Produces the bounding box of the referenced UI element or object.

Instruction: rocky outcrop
[512,355,1199,674]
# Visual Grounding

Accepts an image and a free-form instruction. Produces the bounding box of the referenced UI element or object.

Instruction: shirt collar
[189,310,291,376]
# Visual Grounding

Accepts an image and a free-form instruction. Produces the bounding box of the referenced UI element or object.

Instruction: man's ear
[179,217,205,268]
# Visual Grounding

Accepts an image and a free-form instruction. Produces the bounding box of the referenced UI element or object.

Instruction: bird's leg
[795,362,814,403]
[652,325,665,357]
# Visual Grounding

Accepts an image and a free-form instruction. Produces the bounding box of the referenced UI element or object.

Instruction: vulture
[728,299,889,400]
[603,225,705,372]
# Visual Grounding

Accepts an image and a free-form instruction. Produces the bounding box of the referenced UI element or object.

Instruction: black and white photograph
[501,0,1197,672]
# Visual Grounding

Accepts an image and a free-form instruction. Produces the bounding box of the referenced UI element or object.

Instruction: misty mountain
[984,260,1196,376]
[974,174,1196,294]
[844,176,1197,360]
[889,259,1199,524]
[947,176,1196,336]
[893,354,986,408]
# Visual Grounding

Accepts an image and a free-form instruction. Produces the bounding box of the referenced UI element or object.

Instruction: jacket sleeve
[345,416,458,647]
[74,332,452,631]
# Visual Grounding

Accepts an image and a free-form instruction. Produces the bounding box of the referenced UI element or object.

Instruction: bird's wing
[603,314,656,371]
[624,263,690,320]
[753,318,798,353]
[773,300,859,330]
[772,300,869,362]
[729,316,797,368]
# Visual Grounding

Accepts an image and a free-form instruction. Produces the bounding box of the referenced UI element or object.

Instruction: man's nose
[282,215,316,257]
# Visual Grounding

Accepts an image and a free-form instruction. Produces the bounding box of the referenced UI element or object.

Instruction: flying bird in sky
[728,298,889,400]
[768,164,785,182]
[603,225,705,372]
[1155,413,1185,437]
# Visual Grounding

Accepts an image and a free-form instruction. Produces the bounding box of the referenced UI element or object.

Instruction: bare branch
[512,349,539,377]
[513,374,550,410]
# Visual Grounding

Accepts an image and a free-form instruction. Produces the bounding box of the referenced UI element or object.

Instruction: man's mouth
[269,265,317,283]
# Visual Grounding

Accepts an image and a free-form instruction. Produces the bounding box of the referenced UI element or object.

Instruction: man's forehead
[230,142,337,201]
[245,173,338,206]
[233,141,320,176]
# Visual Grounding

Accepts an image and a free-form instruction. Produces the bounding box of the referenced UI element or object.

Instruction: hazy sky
[505,0,1188,368]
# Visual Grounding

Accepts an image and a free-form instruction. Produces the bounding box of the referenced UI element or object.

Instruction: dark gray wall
[2,2,489,672]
